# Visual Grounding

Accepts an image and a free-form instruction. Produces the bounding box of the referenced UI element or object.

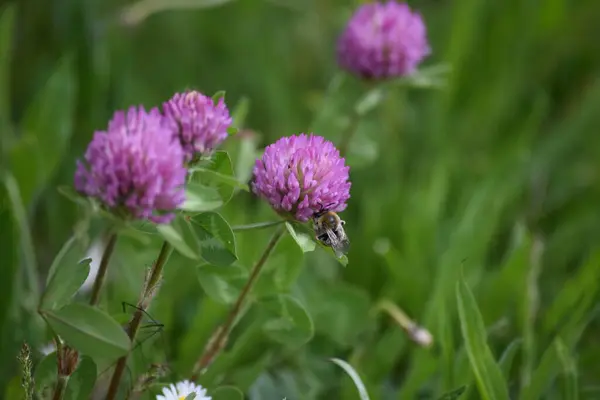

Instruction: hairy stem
[51,375,68,400]
[190,226,285,379]
[104,241,173,400]
[89,233,118,306]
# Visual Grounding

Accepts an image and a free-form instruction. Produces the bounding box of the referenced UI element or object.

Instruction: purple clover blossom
[74,106,187,224]
[337,1,430,80]
[162,91,232,162]
[251,134,351,222]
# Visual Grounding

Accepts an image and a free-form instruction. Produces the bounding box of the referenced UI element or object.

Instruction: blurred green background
[2,0,600,398]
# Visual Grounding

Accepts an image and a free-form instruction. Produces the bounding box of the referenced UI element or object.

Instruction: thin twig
[89,233,118,306]
[190,226,285,379]
[104,241,173,400]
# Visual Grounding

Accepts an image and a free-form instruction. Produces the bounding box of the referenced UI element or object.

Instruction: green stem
[190,226,285,380]
[51,375,68,400]
[231,220,284,232]
[338,109,360,158]
[104,241,173,400]
[89,233,118,306]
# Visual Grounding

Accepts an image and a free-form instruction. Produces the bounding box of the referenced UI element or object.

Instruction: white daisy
[156,380,211,400]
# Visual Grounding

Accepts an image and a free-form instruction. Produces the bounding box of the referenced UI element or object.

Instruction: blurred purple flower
[74,106,186,224]
[251,134,351,222]
[162,91,232,162]
[337,1,430,79]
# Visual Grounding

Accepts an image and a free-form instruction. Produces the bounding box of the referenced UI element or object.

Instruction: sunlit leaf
[456,277,509,400]
[285,222,316,253]
[156,215,200,260]
[42,304,131,360]
[191,151,241,203]
[182,182,224,212]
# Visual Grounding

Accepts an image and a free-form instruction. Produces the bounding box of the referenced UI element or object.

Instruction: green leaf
[4,376,24,400]
[42,304,131,360]
[232,220,284,232]
[212,386,245,400]
[2,172,39,302]
[437,386,467,400]
[0,3,15,125]
[290,221,347,265]
[191,151,241,203]
[34,351,57,397]
[10,57,75,206]
[121,0,237,25]
[57,186,89,206]
[555,339,578,400]
[40,258,91,310]
[189,212,237,266]
[393,63,451,89]
[64,356,96,400]
[354,87,385,116]
[330,358,370,400]
[254,234,303,296]
[231,96,250,129]
[224,130,259,185]
[181,182,224,212]
[46,235,77,285]
[285,222,316,252]
[456,277,509,400]
[498,339,522,380]
[309,283,370,346]
[212,90,226,103]
[197,264,247,304]
[156,215,200,260]
[258,294,314,347]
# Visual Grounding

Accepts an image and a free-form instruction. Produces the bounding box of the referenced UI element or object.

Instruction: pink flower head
[251,134,351,222]
[162,90,232,162]
[74,106,186,224]
[337,1,431,79]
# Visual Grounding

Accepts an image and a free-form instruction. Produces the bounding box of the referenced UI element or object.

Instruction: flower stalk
[88,232,118,306]
[105,241,173,400]
[190,226,285,379]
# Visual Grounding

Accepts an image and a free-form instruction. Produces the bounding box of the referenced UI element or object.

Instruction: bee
[311,203,350,258]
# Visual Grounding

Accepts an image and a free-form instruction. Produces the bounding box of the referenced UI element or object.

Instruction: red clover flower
[74,106,186,224]
[337,1,431,79]
[251,134,351,222]
[162,90,232,163]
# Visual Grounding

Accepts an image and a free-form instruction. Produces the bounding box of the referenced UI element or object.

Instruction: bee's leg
[340,220,346,225]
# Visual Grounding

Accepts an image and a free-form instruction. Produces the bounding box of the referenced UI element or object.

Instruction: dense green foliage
[2,0,600,399]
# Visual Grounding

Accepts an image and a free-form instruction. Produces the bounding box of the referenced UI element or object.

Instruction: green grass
[2,0,600,398]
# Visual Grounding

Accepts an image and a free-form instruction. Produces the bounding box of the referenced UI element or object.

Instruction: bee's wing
[325,227,350,258]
